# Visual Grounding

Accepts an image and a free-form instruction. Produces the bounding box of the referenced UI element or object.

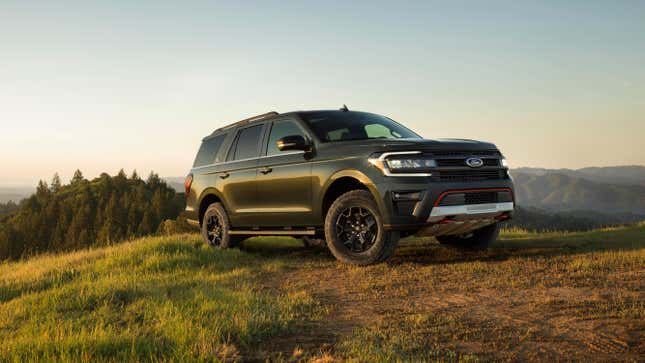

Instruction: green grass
[0,235,321,362]
[1,225,644,362]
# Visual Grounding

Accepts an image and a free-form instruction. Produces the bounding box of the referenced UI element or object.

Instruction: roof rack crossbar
[210,111,279,136]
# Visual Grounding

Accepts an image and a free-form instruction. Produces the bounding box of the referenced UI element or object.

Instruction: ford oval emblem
[466,157,484,168]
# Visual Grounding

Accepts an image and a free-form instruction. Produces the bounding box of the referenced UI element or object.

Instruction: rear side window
[193,133,227,167]
[231,125,264,160]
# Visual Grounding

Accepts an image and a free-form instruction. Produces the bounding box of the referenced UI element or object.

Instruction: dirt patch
[255,243,645,362]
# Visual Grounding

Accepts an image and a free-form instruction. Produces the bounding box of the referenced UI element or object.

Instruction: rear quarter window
[193,133,227,167]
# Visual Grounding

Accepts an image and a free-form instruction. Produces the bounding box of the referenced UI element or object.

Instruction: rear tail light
[184,174,193,196]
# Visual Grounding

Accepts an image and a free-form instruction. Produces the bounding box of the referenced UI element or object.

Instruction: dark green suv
[184,108,514,265]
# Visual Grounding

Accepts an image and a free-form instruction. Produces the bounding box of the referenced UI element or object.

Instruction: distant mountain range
[514,165,645,186]
[0,187,34,204]
[164,177,185,194]
[511,166,645,215]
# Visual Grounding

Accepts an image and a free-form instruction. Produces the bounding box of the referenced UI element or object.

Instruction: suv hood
[352,138,498,152]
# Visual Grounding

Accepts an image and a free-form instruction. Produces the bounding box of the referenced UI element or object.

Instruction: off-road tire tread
[324,190,399,265]
[201,203,237,249]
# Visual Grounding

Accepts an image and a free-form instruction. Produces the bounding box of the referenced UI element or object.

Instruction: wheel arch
[197,188,229,226]
[319,170,387,224]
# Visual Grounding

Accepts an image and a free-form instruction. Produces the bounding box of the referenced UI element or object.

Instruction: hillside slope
[512,172,645,214]
[514,165,645,186]
[1,228,644,362]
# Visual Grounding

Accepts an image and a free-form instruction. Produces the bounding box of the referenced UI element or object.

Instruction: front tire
[436,222,500,250]
[324,190,399,265]
[201,203,239,249]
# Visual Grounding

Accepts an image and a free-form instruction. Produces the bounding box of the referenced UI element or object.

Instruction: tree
[0,169,183,260]
[147,172,161,186]
[50,173,62,193]
[137,209,154,236]
[71,169,85,185]
[36,180,49,198]
[118,169,127,178]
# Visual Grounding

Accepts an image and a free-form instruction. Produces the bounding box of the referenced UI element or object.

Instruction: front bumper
[375,178,515,233]
[428,201,514,222]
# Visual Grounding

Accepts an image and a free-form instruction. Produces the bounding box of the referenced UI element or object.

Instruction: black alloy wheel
[201,203,238,249]
[204,213,223,247]
[324,190,400,265]
[335,206,378,253]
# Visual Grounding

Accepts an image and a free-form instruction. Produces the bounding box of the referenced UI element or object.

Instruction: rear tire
[201,203,238,249]
[436,222,499,250]
[324,190,399,265]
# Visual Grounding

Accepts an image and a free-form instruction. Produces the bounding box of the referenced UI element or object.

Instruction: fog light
[392,191,422,201]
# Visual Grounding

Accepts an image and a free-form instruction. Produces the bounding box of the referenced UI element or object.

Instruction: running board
[229,230,316,236]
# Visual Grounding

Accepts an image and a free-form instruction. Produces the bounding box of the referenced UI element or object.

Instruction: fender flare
[318,169,388,223]
[197,187,230,222]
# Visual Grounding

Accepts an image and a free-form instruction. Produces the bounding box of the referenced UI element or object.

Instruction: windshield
[299,111,421,142]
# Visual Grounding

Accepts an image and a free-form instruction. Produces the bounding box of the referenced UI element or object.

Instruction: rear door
[255,118,314,227]
[218,123,267,227]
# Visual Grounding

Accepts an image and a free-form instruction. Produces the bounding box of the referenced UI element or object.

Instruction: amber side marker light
[184,174,193,197]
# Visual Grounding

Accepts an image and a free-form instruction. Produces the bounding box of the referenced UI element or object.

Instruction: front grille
[431,150,500,157]
[436,158,500,167]
[464,192,497,204]
[435,169,506,182]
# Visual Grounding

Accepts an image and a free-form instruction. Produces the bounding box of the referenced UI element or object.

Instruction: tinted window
[300,111,420,142]
[232,125,264,160]
[266,120,306,156]
[193,133,227,167]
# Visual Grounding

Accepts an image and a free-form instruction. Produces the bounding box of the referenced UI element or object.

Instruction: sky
[1,0,644,186]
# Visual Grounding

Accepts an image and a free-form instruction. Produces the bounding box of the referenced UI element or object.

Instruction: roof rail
[209,111,279,136]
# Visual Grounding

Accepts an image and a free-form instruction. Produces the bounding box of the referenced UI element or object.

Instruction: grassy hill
[1,227,644,362]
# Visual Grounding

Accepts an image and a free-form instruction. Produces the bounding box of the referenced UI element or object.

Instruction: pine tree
[51,173,62,193]
[71,169,85,185]
[36,180,49,198]
[147,172,161,186]
[0,169,184,259]
[138,209,154,236]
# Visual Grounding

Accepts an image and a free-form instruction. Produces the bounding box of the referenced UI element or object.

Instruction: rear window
[231,125,264,160]
[193,133,227,167]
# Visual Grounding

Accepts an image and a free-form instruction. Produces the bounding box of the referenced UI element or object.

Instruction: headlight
[501,157,509,168]
[369,151,436,176]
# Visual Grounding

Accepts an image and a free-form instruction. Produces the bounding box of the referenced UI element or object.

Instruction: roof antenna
[340,104,349,112]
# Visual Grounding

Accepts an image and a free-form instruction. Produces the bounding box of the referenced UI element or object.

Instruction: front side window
[300,111,420,142]
[193,133,227,167]
[266,120,306,156]
[231,125,264,160]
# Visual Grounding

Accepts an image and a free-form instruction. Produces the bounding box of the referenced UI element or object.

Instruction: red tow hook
[495,213,510,221]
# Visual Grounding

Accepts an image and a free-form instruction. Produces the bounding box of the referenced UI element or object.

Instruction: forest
[0,170,186,260]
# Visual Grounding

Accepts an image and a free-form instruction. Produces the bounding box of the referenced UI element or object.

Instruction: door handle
[260,167,272,175]
[219,172,230,179]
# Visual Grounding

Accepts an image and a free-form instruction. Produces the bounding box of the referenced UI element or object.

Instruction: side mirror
[276,135,309,151]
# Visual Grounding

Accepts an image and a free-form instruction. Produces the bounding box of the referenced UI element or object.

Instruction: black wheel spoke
[335,205,377,253]
[204,213,223,246]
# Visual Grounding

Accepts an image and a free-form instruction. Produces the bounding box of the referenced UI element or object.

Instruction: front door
[255,119,313,227]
